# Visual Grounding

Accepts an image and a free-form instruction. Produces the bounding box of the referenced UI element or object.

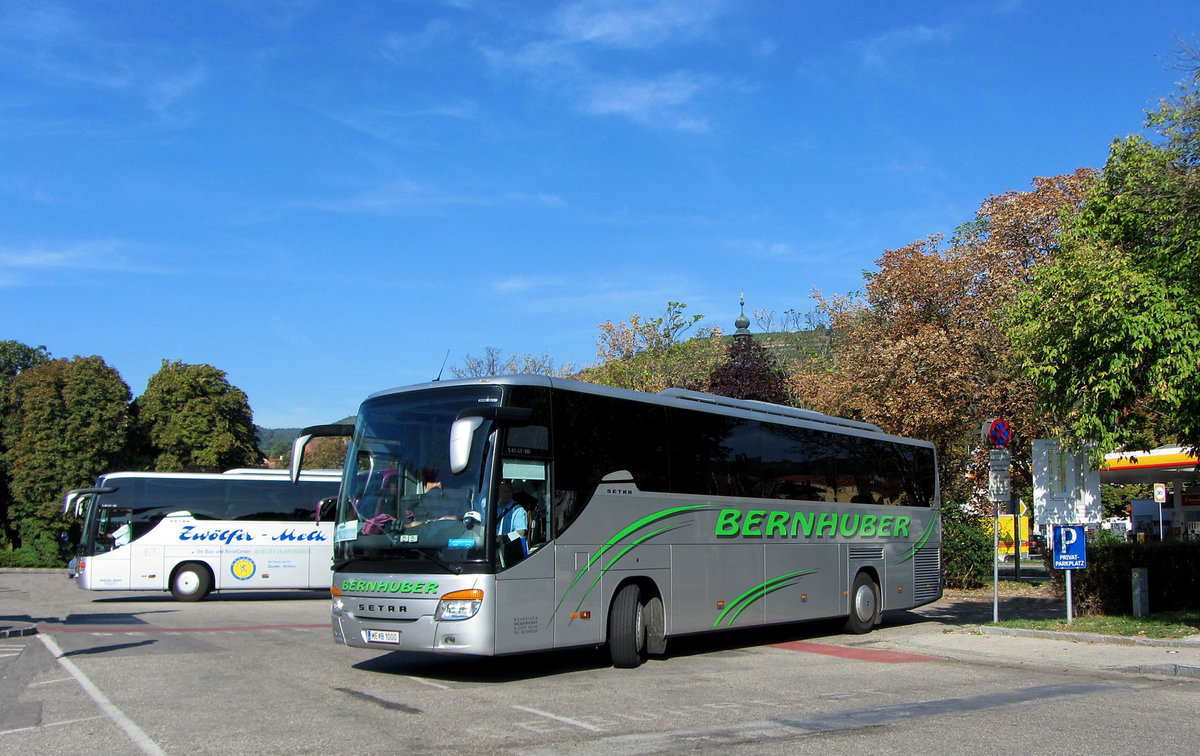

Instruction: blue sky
[2,1,1196,429]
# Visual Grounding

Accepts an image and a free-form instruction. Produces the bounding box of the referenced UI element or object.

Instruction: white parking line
[0,715,107,737]
[405,676,450,690]
[36,634,167,756]
[29,676,74,686]
[513,705,603,732]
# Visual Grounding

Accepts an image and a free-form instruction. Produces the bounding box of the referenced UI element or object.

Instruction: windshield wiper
[400,548,463,575]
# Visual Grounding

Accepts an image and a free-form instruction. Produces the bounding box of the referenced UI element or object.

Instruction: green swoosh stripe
[713,569,816,628]
[894,516,937,563]
[572,522,689,612]
[554,504,717,617]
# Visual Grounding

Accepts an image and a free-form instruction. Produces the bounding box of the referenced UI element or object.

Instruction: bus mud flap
[645,595,666,655]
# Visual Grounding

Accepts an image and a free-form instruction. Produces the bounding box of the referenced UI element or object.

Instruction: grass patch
[993,610,1200,639]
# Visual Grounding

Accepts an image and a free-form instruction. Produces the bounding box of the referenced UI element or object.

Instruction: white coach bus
[292,376,941,667]
[64,469,340,601]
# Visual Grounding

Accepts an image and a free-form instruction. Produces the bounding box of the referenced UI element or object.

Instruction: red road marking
[769,640,943,663]
[37,623,328,634]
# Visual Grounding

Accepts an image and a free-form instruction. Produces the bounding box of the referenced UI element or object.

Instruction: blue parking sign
[1052,525,1087,570]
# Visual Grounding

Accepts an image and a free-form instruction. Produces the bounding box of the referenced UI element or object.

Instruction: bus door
[492,459,556,654]
[87,505,134,589]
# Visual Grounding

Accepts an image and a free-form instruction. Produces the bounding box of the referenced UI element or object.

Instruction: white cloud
[478,0,729,132]
[581,71,713,131]
[856,24,955,70]
[0,1,206,123]
[554,0,722,48]
[307,178,567,216]
[0,240,117,269]
[0,239,170,285]
[491,275,566,293]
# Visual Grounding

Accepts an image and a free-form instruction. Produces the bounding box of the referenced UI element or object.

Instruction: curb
[1110,663,1200,679]
[964,624,1200,648]
[0,622,38,638]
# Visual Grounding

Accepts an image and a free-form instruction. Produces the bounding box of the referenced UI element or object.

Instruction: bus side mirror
[62,487,116,517]
[289,424,354,484]
[316,496,337,523]
[450,417,484,474]
[289,433,313,485]
[450,407,531,474]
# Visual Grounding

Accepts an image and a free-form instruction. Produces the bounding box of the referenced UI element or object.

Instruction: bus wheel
[609,584,646,668]
[844,572,878,634]
[171,563,212,602]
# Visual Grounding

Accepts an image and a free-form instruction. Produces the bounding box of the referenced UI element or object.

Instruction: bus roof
[93,469,341,482]
[364,375,930,448]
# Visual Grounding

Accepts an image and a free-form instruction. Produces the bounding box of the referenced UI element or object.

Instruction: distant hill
[256,427,302,454]
[256,419,356,455]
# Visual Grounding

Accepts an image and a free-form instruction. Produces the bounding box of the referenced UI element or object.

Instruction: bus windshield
[334,385,502,570]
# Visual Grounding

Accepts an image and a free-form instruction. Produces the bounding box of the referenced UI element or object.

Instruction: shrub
[1048,540,1200,615]
[943,517,993,589]
[0,535,63,568]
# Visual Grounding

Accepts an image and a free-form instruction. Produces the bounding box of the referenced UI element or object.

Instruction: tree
[0,341,51,388]
[1,356,132,559]
[794,171,1093,506]
[1007,55,1200,460]
[281,436,350,471]
[0,340,53,552]
[135,360,260,472]
[451,347,576,378]
[581,302,727,393]
[707,335,789,404]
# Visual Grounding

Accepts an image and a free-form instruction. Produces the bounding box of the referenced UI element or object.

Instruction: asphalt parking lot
[3,570,1199,755]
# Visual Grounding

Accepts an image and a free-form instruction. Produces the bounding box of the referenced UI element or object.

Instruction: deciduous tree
[451,347,576,378]
[794,171,1093,505]
[0,340,52,552]
[707,335,789,404]
[136,360,259,472]
[1,356,132,559]
[582,302,726,393]
[1008,55,1200,460]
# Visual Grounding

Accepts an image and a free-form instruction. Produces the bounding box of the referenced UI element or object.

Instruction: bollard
[1132,567,1149,618]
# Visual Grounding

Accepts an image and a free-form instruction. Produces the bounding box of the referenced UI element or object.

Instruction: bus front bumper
[331,594,495,656]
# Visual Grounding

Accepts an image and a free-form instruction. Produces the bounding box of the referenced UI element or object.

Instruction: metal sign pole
[993,505,1000,624]
[1066,566,1074,624]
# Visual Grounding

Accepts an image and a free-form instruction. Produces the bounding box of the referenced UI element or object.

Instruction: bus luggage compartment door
[493,551,554,654]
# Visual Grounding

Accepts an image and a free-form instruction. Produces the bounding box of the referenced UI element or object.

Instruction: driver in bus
[496,481,528,541]
[106,511,132,549]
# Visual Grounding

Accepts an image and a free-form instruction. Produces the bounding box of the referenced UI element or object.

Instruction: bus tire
[609,583,646,668]
[171,562,212,602]
[844,571,878,634]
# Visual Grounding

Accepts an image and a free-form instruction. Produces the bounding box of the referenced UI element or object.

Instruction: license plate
[365,629,400,644]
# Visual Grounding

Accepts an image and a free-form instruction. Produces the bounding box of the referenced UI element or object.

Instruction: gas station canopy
[1101,445,1200,485]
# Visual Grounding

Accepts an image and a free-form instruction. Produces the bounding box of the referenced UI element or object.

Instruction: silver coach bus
[292,376,941,667]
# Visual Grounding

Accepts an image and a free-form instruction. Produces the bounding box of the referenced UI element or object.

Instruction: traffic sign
[1052,525,1087,570]
[988,470,1010,503]
[988,418,1012,447]
[987,448,1011,503]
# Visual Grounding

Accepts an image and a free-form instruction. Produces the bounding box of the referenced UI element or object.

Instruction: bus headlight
[435,589,483,621]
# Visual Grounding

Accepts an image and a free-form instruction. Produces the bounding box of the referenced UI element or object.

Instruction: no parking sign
[988,418,1011,447]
